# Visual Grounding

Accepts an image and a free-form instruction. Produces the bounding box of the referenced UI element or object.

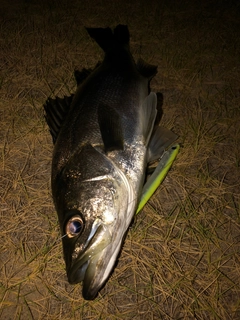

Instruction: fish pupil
[70,221,82,234]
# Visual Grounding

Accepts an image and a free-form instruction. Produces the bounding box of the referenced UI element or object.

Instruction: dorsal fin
[74,68,92,86]
[74,62,101,86]
[44,94,74,144]
[86,25,129,52]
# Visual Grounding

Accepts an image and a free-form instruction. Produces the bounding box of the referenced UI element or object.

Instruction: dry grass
[1,0,240,319]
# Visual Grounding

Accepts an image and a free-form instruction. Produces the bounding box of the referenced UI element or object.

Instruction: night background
[1,0,240,319]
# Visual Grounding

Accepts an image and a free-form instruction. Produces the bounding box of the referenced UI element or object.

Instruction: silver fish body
[44,25,177,300]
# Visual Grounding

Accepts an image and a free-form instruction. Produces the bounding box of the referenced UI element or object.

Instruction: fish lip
[83,289,97,300]
[67,224,112,294]
[68,252,102,300]
[82,275,101,300]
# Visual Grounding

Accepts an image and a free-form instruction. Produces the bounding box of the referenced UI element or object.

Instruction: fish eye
[66,216,83,238]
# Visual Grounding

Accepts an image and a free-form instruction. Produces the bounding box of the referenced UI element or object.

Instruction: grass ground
[0,0,240,319]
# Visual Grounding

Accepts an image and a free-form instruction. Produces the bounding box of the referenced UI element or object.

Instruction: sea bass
[44,25,177,300]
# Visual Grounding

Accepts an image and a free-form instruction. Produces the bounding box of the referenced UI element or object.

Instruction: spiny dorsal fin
[86,25,129,52]
[44,94,74,144]
[98,103,124,152]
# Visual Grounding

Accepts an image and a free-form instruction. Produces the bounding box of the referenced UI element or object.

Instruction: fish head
[53,145,135,300]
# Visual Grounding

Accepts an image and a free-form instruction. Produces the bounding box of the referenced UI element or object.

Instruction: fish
[44,24,178,300]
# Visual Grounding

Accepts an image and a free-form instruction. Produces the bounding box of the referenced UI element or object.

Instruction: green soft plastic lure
[136,144,180,214]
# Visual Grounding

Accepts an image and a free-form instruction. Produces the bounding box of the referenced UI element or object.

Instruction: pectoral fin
[147,126,178,162]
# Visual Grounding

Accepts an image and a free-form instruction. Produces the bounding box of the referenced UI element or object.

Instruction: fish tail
[113,24,129,47]
[86,25,129,52]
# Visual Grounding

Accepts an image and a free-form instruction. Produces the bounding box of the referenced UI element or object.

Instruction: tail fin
[86,25,129,52]
[113,25,129,46]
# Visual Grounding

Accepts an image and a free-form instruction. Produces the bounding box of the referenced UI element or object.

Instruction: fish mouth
[67,224,112,300]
